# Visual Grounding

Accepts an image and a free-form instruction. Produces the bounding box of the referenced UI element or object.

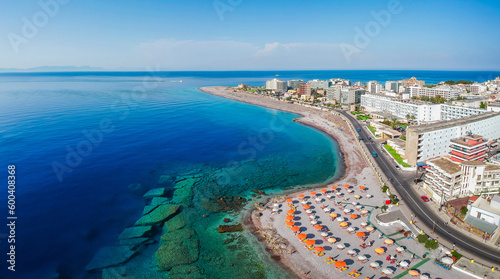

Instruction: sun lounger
[340,267,348,272]
[348,270,356,276]
[352,273,361,278]
[324,256,333,262]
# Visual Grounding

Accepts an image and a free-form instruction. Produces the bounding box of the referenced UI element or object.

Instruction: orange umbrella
[287,210,295,215]
[291,226,300,232]
[310,192,317,196]
[330,213,338,218]
[360,186,367,190]
[375,247,385,254]
[297,233,307,240]
[320,189,327,192]
[340,222,348,227]
[356,232,366,237]
[285,216,294,221]
[344,184,350,188]
[286,221,295,226]
[350,214,358,219]
[408,270,419,276]
[305,240,315,246]
[286,199,293,203]
[298,194,305,198]
[314,225,323,230]
[331,186,338,190]
[314,246,325,252]
[303,204,311,209]
[335,261,346,268]
[385,239,394,244]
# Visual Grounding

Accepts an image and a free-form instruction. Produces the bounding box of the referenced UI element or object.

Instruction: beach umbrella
[344,209,351,213]
[330,213,338,218]
[360,222,367,227]
[356,232,365,237]
[306,209,312,214]
[337,244,345,249]
[360,186,366,190]
[314,247,325,252]
[361,210,369,214]
[370,262,379,268]
[344,184,350,188]
[323,207,330,212]
[347,227,355,232]
[358,255,367,261]
[336,217,344,222]
[320,189,327,193]
[298,194,305,198]
[354,195,361,199]
[351,202,358,206]
[328,238,337,243]
[366,226,374,231]
[385,239,394,245]
[442,257,453,264]
[420,275,429,279]
[321,232,328,237]
[273,203,279,207]
[287,210,295,215]
[347,249,356,255]
[305,240,315,246]
[303,204,311,209]
[366,194,372,198]
[286,221,295,226]
[301,200,307,204]
[331,186,338,190]
[311,220,317,225]
[382,268,393,275]
[335,261,346,268]
[350,214,358,219]
[286,199,293,203]
[375,247,385,254]
[340,222,348,227]
[396,247,405,252]
[297,233,307,240]
[310,192,317,196]
[314,225,323,230]
[291,226,300,232]
[285,216,294,221]
[400,261,409,267]
[408,270,419,276]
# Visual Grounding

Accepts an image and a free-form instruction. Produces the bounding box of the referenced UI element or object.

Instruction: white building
[266,78,287,92]
[470,84,487,94]
[465,196,500,236]
[407,86,463,100]
[308,79,330,89]
[367,81,383,94]
[440,105,485,121]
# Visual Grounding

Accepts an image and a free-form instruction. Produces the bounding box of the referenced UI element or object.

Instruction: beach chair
[308,246,314,250]
[340,267,348,272]
[327,259,337,264]
[352,273,361,278]
[317,253,325,257]
[324,256,333,262]
[348,270,356,276]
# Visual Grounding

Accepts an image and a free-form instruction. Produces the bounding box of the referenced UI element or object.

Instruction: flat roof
[388,138,406,148]
[408,112,500,134]
[427,157,462,174]
[450,135,485,147]
[472,197,500,215]
[464,215,498,234]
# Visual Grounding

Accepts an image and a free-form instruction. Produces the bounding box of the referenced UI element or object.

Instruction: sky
[0,0,499,71]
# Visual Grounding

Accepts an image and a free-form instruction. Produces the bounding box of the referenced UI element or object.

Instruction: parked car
[357,127,361,132]
[421,195,430,202]
[372,152,378,157]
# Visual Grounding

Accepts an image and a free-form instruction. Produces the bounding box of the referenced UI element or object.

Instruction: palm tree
[391,118,398,128]
[410,115,416,125]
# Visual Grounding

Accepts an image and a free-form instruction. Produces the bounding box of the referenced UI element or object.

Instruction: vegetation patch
[383,145,411,167]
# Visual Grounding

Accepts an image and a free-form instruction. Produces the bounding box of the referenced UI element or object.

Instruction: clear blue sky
[1,0,499,70]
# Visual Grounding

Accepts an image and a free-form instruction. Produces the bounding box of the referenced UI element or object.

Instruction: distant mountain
[0,66,106,73]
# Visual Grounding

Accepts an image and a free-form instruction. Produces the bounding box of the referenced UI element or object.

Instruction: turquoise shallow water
[0,73,340,278]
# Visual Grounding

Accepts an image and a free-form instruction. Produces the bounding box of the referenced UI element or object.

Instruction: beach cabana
[336,217,344,222]
[331,186,338,191]
[360,222,367,228]
[347,249,357,256]
[400,261,409,268]
[306,209,313,214]
[354,195,361,199]
[344,184,350,188]
[420,275,429,279]
[357,255,367,262]
[320,189,327,194]
[321,232,328,237]
[310,220,317,225]
[396,247,405,253]
[330,213,338,219]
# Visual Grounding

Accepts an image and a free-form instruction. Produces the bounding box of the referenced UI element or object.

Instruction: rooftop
[471,196,500,215]
[388,138,406,148]
[408,112,500,134]
[446,196,471,211]
[427,157,462,174]
[450,135,485,147]
[464,215,498,234]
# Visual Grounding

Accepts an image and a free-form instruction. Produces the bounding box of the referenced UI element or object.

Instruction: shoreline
[199,86,363,279]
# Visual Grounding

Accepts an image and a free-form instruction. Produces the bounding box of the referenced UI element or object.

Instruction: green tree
[425,239,439,250]
[480,102,487,109]
[382,185,389,193]
[381,205,388,212]
[460,206,468,217]
[417,234,428,243]
[406,114,410,121]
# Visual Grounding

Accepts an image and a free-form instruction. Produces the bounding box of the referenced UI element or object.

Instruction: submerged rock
[85,246,137,271]
[118,226,152,240]
[155,228,200,271]
[118,237,151,249]
[164,212,187,232]
[143,197,170,215]
[128,183,148,196]
[158,175,173,185]
[218,224,244,233]
[200,196,247,213]
[172,177,198,207]
[135,204,180,226]
[143,188,166,199]
[169,265,207,279]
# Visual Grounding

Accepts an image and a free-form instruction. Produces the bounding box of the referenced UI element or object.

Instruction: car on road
[395,165,400,169]
[421,195,430,202]
[358,136,362,140]
[372,152,378,157]
[357,127,361,132]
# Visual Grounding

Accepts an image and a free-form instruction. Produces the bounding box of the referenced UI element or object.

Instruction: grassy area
[400,124,408,128]
[368,126,376,135]
[384,145,411,167]
[400,136,406,141]
[357,115,372,120]
[351,111,362,115]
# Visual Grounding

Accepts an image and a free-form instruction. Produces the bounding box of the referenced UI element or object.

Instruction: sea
[0,70,498,279]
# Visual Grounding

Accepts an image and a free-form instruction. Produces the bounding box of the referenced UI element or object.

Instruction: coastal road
[339,110,500,265]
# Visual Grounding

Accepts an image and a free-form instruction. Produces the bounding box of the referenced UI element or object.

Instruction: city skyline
[1,0,500,71]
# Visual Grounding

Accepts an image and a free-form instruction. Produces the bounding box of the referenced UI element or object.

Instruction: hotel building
[407,86,462,100]
[266,78,287,92]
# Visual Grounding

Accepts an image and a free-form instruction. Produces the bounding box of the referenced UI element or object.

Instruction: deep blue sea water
[0,70,498,279]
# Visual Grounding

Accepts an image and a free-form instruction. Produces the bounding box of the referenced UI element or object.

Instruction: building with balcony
[266,78,287,92]
[424,157,462,203]
[298,82,312,96]
[407,86,462,100]
[449,134,488,163]
[287,79,303,90]
[464,195,500,239]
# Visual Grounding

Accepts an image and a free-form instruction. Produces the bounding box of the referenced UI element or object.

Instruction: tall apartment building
[385,81,406,93]
[340,88,365,105]
[367,81,383,94]
[298,82,312,96]
[407,86,462,100]
[402,77,425,87]
[440,105,485,120]
[470,84,487,94]
[449,134,488,163]
[266,78,287,92]
[287,79,303,90]
[308,79,330,89]
[405,112,500,166]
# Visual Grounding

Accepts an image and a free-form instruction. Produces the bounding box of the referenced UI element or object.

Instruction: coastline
[199,86,367,279]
